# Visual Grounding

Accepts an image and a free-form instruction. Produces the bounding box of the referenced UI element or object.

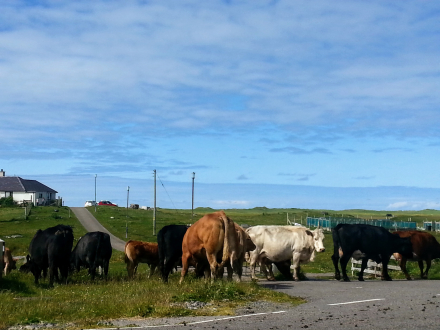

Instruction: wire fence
[306,217,417,231]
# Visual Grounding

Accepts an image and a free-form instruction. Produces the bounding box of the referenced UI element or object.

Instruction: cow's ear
[305,230,313,236]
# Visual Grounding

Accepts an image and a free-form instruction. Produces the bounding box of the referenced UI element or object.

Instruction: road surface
[95,278,440,330]
[70,207,126,251]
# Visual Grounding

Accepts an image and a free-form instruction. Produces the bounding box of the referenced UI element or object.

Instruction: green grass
[2,205,440,329]
[0,206,304,330]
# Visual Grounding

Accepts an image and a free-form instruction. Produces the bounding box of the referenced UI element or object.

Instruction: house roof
[0,177,58,193]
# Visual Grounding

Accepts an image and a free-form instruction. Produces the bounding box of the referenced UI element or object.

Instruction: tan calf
[4,247,17,276]
[124,240,159,278]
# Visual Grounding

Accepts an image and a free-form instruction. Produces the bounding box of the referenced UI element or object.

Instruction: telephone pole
[191,172,195,221]
[153,169,156,236]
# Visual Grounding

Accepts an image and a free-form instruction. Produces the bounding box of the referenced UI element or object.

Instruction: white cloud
[386,202,409,210]
[1,1,440,194]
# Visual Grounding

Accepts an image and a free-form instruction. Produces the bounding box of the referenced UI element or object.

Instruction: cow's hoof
[294,278,300,282]
[267,277,276,281]
[358,278,364,282]
[382,277,392,281]
[341,278,350,282]
[334,274,341,281]
[251,277,259,282]
[406,277,412,281]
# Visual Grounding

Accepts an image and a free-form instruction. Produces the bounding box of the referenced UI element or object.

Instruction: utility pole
[153,170,156,236]
[94,174,97,213]
[191,172,195,221]
[126,186,129,238]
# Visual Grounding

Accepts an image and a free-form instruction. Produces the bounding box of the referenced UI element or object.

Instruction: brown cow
[124,240,159,279]
[393,230,440,280]
[3,247,18,276]
[180,210,237,283]
[224,223,256,281]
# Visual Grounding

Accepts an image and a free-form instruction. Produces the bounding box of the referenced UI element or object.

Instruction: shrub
[0,196,15,207]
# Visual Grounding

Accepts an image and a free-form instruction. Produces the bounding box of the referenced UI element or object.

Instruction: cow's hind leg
[179,253,191,284]
[358,258,368,281]
[266,261,276,281]
[233,259,243,282]
[292,253,302,281]
[339,254,351,282]
[422,259,431,279]
[331,253,341,281]
[126,261,136,279]
[381,258,392,281]
[206,253,219,283]
[399,257,412,280]
[249,255,259,281]
[148,264,156,278]
[103,261,109,278]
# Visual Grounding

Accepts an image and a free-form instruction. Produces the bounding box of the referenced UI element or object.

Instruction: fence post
[0,239,4,280]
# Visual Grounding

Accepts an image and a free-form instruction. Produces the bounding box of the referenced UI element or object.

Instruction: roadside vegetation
[1,205,440,329]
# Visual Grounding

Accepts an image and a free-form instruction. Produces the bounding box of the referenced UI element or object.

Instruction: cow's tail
[124,240,132,264]
[332,224,342,258]
[157,229,166,278]
[220,212,232,267]
[94,233,102,271]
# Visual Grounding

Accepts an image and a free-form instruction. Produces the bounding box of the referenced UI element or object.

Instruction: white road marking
[328,298,385,306]
[83,311,286,329]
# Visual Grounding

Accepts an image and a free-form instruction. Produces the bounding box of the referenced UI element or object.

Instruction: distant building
[0,169,58,206]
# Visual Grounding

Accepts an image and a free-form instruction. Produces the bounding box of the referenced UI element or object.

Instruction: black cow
[25,224,74,285]
[332,224,413,282]
[157,224,188,282]
[71,231,112,280]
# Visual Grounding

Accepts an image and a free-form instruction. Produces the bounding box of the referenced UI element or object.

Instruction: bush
[0,196,15,207]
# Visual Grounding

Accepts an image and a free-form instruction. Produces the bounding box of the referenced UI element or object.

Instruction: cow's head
[398,236,413,258]
[244,232,256,253]
[19,255,31,273]
[311,226,325,253]
[19,254,38,276]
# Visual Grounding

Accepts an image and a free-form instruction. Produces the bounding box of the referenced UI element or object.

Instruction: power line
[156,173,177,209]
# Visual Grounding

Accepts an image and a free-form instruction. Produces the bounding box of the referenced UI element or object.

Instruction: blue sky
[1,1,440,210]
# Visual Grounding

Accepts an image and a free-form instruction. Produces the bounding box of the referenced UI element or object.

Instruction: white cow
[246,225,325,281]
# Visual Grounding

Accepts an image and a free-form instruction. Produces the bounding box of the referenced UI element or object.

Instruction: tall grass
[2,206,440,329]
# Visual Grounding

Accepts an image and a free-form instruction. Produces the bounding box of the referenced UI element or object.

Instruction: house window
[39,193,43,198]
[5,191,13,197]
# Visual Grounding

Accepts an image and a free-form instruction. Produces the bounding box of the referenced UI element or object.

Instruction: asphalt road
[70,208,440,330]
[70,207,126,251]
[97,278,440,330]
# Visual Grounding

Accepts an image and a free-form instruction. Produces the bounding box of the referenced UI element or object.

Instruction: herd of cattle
[3,210,440,285]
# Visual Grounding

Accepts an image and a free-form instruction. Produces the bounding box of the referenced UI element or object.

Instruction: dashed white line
[328,298,385,306]
[83,311,286,330]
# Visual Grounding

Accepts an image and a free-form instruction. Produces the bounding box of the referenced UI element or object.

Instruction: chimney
[0,169,5,177]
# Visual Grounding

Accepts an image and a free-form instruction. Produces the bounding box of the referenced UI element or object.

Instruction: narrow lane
[70,207,126,251]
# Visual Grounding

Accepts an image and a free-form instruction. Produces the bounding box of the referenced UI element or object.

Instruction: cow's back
[246,226,313,261]
[158,225,188,261]
[394,230,440,259]
[73,231,112,266]
[183,212,227,258]
[335,224,405,255]
[125,241,159,264]
[47,225,74,265]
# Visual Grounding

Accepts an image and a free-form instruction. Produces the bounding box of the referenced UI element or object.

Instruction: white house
[0,169,58,206]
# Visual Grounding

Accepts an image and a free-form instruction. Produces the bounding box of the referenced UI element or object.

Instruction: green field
[1,205,440,329]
